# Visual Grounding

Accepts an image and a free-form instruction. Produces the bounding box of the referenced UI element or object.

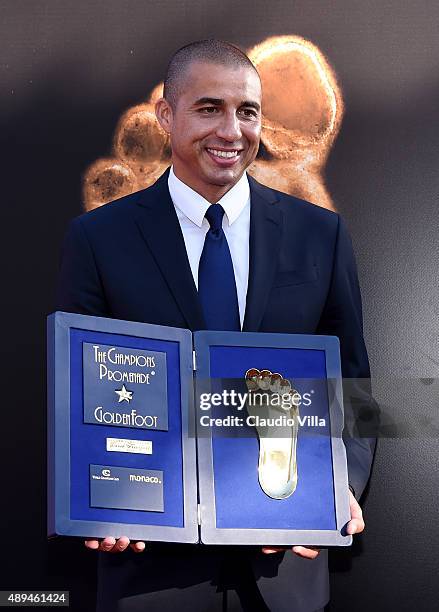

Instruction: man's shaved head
[163,39,260,110]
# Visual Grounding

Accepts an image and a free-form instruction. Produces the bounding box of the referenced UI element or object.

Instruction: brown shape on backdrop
[82,159,139,211]
[113,103,170,185]
[248,35,343,210]
[83,36,343,212]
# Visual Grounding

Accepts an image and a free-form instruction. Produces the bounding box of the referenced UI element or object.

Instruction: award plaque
[48,312,351,546]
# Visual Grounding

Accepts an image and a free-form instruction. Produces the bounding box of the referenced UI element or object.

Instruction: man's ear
[155,98,173,134]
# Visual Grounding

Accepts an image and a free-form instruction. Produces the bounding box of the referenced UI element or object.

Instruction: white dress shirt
[168,166,250,328]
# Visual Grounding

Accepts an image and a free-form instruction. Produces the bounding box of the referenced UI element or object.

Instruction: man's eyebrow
[193,97,224,106]
[192,97,261,111]
[241,100,261,111]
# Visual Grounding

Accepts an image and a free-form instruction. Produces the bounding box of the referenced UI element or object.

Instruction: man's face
[157,61,262,198]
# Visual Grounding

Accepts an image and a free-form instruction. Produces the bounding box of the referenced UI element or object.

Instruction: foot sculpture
[245,368,300,500]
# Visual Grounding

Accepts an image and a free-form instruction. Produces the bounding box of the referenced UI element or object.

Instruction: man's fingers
[99,537,116,552]
[262,546,285,554]
[292,546,320,559]
[262,546,320,560]
[347,490,365,535]
[347,518,365,535]
[112,536,130,552]
[84,536,145,553]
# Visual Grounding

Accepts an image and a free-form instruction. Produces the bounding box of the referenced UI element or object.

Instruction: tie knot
[205,204,224,233]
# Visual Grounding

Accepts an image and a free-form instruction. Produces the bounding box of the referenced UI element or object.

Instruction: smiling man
[57,40,375,612]
[156,51,261,204]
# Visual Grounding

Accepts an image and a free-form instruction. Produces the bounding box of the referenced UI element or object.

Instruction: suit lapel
[243,177,283,332]
[134,169,205,331]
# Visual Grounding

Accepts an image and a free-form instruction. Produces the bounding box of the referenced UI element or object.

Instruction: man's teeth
[207,149,239,158]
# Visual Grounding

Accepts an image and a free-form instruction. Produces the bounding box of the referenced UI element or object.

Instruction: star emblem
[115,384,133,403]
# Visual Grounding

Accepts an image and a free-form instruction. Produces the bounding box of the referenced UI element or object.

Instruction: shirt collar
[168,165,250,228]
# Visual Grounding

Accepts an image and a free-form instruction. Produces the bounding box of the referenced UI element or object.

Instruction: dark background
[1,1,438,610]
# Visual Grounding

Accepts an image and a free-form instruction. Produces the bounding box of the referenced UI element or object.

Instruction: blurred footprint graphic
[83,36,343,212]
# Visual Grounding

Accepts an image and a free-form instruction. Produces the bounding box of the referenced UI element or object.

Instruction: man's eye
[239,108,258,118]
[199,107,218,114]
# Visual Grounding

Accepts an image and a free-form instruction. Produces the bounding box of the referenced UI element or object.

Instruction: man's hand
[345,489,365,535]
[262,544,320,560]
[84,536,145,553]
[261,490,364,559]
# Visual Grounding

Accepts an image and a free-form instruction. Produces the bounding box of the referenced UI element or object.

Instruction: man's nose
[215,111,242,142]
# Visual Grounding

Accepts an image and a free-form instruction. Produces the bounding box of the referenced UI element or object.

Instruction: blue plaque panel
[47,311,198,543]
[194,331,352,546]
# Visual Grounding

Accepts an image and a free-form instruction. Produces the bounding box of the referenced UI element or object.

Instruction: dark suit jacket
[56,168,376,612]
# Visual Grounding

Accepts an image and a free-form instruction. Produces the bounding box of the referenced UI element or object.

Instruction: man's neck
[171,166,244,204]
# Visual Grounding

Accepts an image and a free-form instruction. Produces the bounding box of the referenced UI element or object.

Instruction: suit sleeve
[317,214,379,499]
[55,217,109,316]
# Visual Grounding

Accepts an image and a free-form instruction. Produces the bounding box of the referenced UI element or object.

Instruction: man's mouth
[206,148,241,158]
[205,147,243,166]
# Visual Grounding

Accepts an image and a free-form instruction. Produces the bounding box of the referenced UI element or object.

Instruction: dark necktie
[198,204,240,331]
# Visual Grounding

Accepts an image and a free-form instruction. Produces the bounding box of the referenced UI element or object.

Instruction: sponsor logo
[129,474,162,484]
[91,468,120,482]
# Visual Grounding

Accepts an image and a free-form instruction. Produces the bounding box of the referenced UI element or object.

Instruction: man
[57,39,375,612]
